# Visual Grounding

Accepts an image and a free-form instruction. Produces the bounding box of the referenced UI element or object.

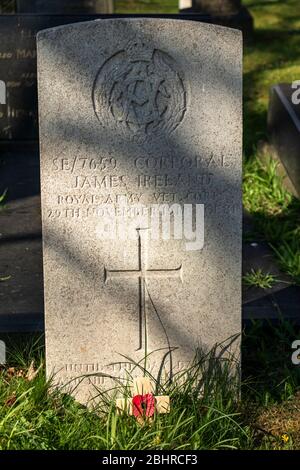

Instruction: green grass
[1,321,300,450]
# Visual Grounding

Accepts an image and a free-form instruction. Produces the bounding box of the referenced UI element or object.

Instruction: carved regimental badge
[92,38,187,142]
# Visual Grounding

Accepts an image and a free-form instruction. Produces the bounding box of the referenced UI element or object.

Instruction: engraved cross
[104,228,182,351]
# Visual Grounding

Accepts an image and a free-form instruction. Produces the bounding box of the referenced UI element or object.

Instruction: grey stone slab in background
[194,0,242,15]
[267,83,300,199]
[38,18,242,403]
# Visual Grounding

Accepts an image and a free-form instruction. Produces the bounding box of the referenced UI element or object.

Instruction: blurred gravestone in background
[0,0,15,13]
[0,0,251,143]
[16,0,114,14]
[265,83,300,199]
[179,0,253,38]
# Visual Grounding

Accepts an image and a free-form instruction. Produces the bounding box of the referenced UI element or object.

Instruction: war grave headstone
[267,83,300,199]
[37,18,243,402]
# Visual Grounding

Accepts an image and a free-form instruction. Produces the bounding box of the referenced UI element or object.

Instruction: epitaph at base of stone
[38,19,242,403]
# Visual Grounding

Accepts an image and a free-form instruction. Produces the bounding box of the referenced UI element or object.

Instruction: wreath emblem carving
[92,38,187,142]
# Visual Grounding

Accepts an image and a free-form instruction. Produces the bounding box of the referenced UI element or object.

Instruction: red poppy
[132,393,156,418]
